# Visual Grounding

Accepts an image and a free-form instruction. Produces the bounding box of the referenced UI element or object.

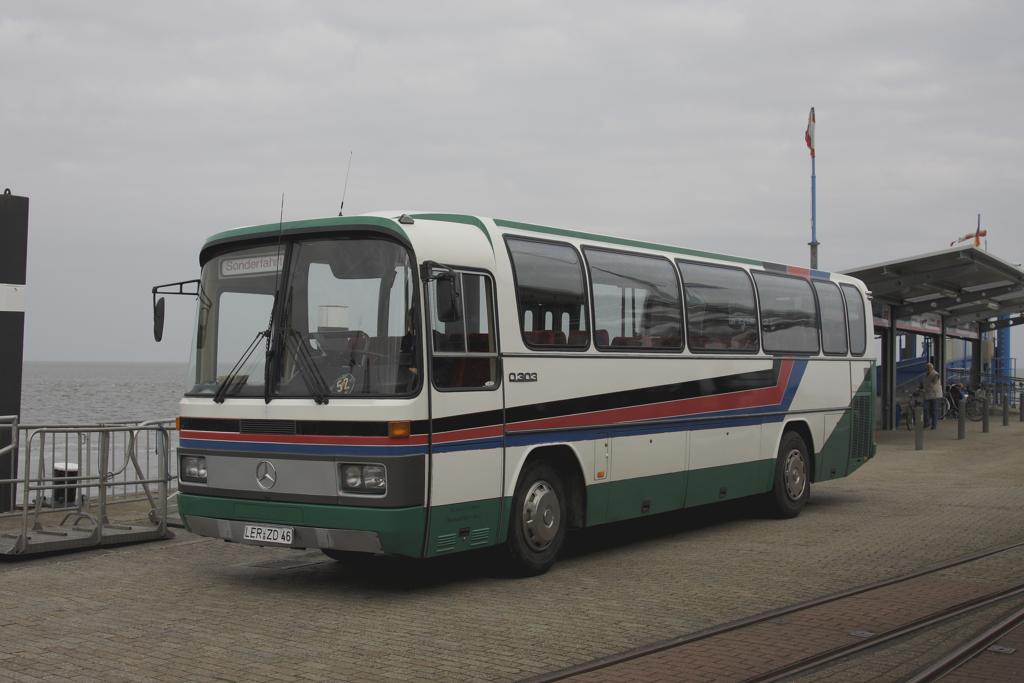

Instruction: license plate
[242,524,294,545]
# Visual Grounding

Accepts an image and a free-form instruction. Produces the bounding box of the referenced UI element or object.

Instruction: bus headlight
[340,463,387,495]
[181,455,208,483]
[362,465,386,491]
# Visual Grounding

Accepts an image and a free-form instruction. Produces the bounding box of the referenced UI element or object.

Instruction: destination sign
[221,253,283,278]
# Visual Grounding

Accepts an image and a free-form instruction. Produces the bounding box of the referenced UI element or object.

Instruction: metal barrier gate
[0,418,176,556]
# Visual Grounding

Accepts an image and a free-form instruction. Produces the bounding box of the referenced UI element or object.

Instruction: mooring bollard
[1003,388,1010,426]
[982,396,990,433]
[958,403,966,440]
[914,403,924,450]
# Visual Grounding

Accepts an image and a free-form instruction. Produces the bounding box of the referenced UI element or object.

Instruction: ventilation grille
[469,528,490,546]
[850,394,873,459]
[434,533,457,553]
[239,419,297,435]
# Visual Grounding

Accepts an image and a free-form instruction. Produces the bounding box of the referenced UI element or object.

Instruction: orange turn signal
[388,421,411,438]
[596,470,606,479]
[175,416,181,432]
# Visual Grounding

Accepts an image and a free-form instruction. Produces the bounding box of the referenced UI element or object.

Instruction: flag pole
[810,154,818,270]
[805,107,819,270]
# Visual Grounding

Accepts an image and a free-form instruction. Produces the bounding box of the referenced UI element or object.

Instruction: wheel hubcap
[784,448,807,500]
[522,480,561,551]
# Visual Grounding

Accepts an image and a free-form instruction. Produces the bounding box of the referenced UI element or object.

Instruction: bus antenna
[338,150,353,216]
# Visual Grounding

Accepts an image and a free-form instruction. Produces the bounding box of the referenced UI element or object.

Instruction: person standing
[923,362,943,429]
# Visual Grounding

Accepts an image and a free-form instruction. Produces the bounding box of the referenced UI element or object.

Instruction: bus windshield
[187,236,420,399]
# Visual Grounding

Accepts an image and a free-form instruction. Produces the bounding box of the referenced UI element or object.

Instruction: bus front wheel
[506,461,566,576]
[769,431,810,519]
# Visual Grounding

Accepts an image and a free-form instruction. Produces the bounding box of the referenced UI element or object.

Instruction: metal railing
[946,368,1023,407]
[0,418,177,556]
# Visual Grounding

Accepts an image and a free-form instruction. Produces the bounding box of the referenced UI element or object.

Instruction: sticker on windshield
[334,373,356,395]
[221,253,283,278]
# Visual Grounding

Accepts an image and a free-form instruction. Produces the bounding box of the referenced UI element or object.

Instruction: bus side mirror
[435,275,462,323]
[154,297,166,342]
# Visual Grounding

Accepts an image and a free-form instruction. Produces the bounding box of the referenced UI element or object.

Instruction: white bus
[155,211,875,574]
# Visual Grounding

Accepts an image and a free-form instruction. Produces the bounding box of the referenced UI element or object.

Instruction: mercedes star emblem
[255,460,278,490]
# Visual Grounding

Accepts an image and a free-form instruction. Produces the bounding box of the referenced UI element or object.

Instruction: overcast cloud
[3,1,1022,362]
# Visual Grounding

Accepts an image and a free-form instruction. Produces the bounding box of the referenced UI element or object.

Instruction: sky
[3,1,1022,363]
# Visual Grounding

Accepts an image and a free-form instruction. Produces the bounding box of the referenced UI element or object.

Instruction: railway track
[525,540,1024,682]
[904,602,1024,682]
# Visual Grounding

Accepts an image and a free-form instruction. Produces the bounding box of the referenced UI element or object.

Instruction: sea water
[19,361,187,425]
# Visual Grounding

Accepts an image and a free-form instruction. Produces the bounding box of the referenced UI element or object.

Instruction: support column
[971,326,983,389]
[938,320,948,390]
[883,309,898,430]
[0,189,29,513]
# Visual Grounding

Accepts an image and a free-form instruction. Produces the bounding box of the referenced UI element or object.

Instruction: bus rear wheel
[506,461,566,576]
[769,431,810,519]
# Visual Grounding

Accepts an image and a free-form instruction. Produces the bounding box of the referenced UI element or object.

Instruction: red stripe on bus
[506,360,793,433]
[431,425,505,443]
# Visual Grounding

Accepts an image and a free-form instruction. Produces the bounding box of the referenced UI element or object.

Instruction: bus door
[423,268,504,557]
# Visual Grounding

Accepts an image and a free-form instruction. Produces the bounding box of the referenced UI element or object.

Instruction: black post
[914,403,924,451]
[982,395,990,433]
[0,189,29,513]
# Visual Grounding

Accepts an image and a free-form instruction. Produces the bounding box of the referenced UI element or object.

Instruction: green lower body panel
[425,498,503,557]
[585,460,773,526]
[683,459,774,508]
[177,493,426,558]
[587,472,687,525]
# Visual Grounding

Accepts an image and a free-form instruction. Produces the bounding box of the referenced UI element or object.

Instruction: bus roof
[202,211,839,280]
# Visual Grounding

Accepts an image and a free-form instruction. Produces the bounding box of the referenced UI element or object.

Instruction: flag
[805,107,815,158]
[950,228,988,247]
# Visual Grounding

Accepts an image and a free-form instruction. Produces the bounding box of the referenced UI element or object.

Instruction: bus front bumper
[185,515,384,553]
[177,493,426,557]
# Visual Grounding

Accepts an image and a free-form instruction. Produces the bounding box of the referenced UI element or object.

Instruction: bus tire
[769,430,810,519]
[506,461,566,576]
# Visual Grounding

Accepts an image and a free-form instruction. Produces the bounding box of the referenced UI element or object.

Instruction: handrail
[0,415,16,459]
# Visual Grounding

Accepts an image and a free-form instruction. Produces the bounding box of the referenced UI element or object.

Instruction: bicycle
[943,383,966,420]
[903,388,924,431]
[964,384,991,422]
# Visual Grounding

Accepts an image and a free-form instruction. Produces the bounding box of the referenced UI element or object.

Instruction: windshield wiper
[283,329,331,405]
[213,330,269,404]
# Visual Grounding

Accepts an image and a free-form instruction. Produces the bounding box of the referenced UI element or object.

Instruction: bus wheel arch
[768,423,813,519]
[779,420,815,483]
[511,445,587,529]
[504,444,586,575]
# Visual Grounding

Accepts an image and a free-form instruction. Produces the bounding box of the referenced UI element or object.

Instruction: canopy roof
[844,246,1024,327]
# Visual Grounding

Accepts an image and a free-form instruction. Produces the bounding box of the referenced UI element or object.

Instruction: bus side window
[813,280,848,355]
[841,284,867,355]
[753,272,819,355]
[678,261,758,353]
[584,248,682,351]
[506,237,589,349]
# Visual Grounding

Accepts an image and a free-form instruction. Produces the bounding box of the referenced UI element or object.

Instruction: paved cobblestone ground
[2,419,1023,682]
